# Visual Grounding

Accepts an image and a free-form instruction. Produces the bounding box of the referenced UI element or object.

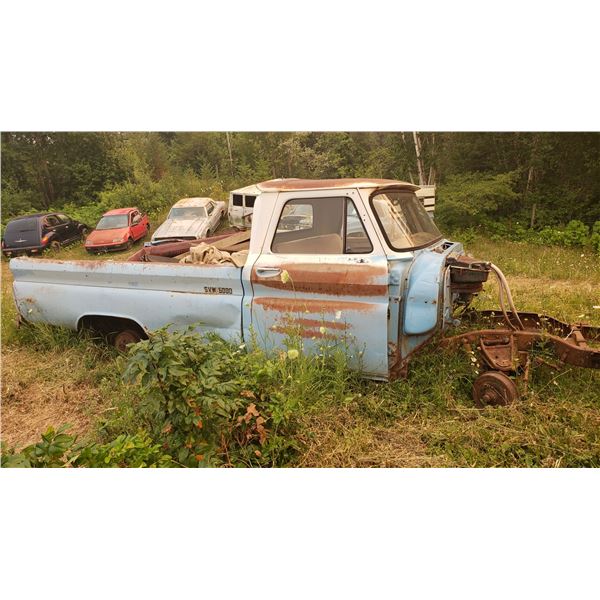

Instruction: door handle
[256,267,282,278]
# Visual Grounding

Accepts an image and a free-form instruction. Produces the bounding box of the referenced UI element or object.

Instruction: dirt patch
[1,347,108,450]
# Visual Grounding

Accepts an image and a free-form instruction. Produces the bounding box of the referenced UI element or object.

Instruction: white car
[151,197,226,243]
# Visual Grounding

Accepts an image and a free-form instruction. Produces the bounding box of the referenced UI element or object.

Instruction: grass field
[1,231,599,466]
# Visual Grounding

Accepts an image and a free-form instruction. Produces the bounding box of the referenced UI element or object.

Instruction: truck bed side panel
[11,258,244,341]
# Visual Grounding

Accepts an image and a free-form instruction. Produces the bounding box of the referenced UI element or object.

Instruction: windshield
[370,190,441,250]
[96,215,129,230]
[168,207,207,220]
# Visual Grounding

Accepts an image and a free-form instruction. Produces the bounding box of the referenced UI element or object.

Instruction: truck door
[250,190,390,379]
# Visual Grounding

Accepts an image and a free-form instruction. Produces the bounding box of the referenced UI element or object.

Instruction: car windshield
[168,207,207,220]
[96,215,129,230]
[370,190,441,250]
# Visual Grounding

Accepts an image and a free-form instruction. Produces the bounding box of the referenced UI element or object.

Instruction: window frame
[270,196,374,256]
[44,215,61,228]
[368,187,443,252]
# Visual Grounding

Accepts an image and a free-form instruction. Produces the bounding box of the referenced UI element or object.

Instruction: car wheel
[49,240,61,252]
[80,227,89,237]
[113,329,142,353]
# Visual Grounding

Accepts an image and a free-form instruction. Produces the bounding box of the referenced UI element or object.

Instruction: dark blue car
[2,212,90,257]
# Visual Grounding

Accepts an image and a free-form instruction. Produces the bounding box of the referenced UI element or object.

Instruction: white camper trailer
[227,183,261,229]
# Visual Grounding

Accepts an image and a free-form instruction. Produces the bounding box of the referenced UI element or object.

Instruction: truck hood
[86,227,129,245]
[152,218,209,240]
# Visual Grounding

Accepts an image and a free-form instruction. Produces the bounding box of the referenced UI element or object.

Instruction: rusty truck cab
[241,178,463,380]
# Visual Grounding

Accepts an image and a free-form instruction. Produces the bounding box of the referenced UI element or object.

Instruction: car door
[250,189,391,379]
[130,210,145,240]
[206,201,218,232]
[43,215,63,242]
[55,214,74,242]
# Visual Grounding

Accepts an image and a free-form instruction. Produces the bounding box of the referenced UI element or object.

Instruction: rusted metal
[479,336,516,371]
[463,309,600,342]
[253,297,376,314]
[250,263,388,296]
[447,255,491,294]
[256,178,418,192]
[473,371,519,407]
[442,328,600,370]
[268,314,349,340]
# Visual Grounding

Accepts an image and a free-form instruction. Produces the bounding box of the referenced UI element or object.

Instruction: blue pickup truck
[10,178,599,406]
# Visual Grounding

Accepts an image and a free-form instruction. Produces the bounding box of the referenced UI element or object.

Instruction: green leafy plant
[123,328,285,467]
[1,426,175,468]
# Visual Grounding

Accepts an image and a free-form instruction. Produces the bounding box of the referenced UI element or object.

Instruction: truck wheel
[49,240,61,252]
[473,371,519,407]
[113,329,142,353]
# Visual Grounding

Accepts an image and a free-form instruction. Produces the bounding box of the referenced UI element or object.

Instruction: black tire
[49,240,61,252]
[113,329,142,353]
[80,227,89,237]
[125,237,133,250]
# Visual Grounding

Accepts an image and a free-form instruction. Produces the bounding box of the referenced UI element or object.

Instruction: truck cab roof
[254,178,419,192]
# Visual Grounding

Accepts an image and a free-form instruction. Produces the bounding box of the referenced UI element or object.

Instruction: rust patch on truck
[270,324,339,340]
[254,297,376,314]
[251,263,387,296]
[292,317,348,331]
[257,178,418,192]
[269,314,350,340]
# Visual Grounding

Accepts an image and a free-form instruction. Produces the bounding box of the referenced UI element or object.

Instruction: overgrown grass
[2,235,599,466]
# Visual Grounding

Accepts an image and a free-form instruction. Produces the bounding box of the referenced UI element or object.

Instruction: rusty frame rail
[441,310,600,371]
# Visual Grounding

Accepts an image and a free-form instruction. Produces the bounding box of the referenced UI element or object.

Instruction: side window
[345,198,373,253]
[245,195,256,208]
[45,215,60,228]
[232,194,243,206]
[56,214,70,224]
[130,211,139,223]
[271,197,372,255]
[207,203,214,215]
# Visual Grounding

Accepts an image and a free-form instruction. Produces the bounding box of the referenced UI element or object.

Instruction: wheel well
[78,315,147,339]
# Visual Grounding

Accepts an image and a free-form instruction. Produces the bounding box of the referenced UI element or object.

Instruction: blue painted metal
[11,258,244,342]
[403,249,445,335]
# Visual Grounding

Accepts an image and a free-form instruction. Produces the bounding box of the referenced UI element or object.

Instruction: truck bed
[10,248,246,341]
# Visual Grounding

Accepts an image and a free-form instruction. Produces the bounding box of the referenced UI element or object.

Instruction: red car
[84,207,150,253]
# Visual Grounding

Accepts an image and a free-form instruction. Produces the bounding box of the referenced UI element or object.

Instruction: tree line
[1,132,598,229]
